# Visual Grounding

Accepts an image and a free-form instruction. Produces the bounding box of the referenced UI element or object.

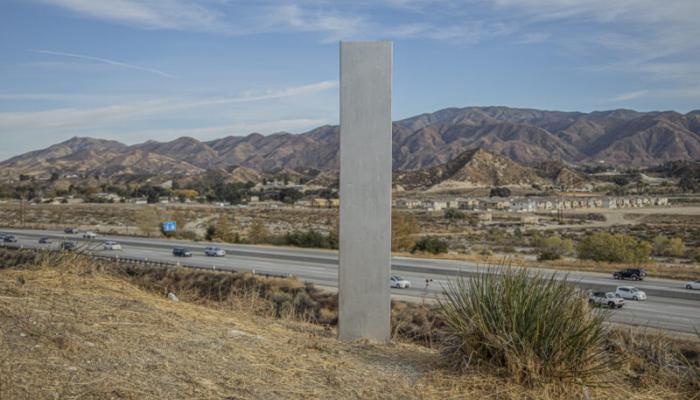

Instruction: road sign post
[338,41,393,342]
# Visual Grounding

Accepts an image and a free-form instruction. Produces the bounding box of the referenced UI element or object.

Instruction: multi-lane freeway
[2,228,699,336]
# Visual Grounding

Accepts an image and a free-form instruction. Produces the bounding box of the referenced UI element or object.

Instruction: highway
[2,228,699,336]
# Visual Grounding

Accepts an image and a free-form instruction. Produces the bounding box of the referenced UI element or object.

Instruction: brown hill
[2,107,699,182]
[393,148,546,190]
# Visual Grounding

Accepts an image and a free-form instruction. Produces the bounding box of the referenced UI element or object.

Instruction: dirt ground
[1,256,695,400]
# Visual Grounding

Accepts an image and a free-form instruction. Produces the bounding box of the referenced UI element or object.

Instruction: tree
[209,215,236,242]
[444,208,465,220]
[652,235,686,257]
[248,219,270,244]
[669,237,685,257]
[136,206,161,237]
[411,236,448,254]
[652,235,671,256]
[278,188,302,204]
[489,187,511,197]
[537,236,574,261]
[392,211,420,252]
[577,232,651,265]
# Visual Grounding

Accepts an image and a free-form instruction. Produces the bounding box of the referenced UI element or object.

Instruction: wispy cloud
[0,80,338,132]
[611,87,700,102]
[34,0,225,32]
[29,49,177,78]
[610,90,650,102]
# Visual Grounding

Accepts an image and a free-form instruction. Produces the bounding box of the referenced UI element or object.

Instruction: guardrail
[0,243,296,281]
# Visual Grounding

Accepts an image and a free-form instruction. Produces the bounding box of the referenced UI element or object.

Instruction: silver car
[204,247,226,257]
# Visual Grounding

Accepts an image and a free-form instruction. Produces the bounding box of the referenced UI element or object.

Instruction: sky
[1,0,699,161]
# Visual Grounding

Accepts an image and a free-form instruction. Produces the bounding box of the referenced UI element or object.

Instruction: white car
[615,286,646,300]
[204,247,226,257]
[83,231,97,239]
[685,280,700,290]
[103,241,122,251]
[589,291,624,308]
[390,275,411,289]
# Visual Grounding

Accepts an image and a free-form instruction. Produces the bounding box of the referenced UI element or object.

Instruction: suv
[615,286,646,301]
[589,291,625,308]
[64,227,77,234]
[204,247,226,257]
[3,235,18,243]
[172,247,192,257]
[60,241,77,251]
[613,268,646,281]
[390,276,411,289]
[103,241,122,251]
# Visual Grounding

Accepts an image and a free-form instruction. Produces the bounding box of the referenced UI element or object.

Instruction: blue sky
[1,0,699,161]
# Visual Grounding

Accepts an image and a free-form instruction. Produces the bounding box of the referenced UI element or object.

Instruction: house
[520,215,539,225]
[394,199,422,209]
[478,212,493,222]
[510,199,536,213]
[458,199,479,210]
[296,200,312,208]
[312,198,330,208]
[422,200,447,211]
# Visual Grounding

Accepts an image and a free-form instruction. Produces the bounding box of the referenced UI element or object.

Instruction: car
[589,291,625,308]
[615,286,646,300]
[64,227,77,234]
[172,247,192,257]
[82,231,97,239]
[685,280,700,290]
[204,247,226,257]
[390,275,411,289]
[103,241,122,251]
[38,237,51,244]
[60,241,76,251]
[3,235,18,243]
[613,268,647,281]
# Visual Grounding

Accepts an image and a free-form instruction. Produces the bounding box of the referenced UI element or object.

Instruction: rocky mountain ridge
[2,106,699,183]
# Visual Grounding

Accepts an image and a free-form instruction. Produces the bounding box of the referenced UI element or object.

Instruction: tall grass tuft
[438,265,612,387]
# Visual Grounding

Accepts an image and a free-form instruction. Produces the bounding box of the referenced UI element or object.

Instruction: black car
[172,247,192,257]
[64,227,77,234]
[3,235,18,243]
[60,241,76,251]
[613,268,647,281]
[39,237,52,244]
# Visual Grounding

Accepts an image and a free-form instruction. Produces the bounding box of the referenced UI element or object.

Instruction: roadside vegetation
[440,267,610,388]
[1,248,698,399]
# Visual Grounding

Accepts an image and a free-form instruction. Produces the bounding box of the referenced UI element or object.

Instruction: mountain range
[2,106,699,183]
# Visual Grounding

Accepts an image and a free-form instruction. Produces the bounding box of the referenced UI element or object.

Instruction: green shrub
[444,208,465,220]
[489,187,512,197]
[284,229,338,249]
[537,236,573,261]
[439,266,611,386]
[412,236,448,254]
[577,232,651,264]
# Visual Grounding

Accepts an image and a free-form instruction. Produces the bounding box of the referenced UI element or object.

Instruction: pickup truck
[589,291,625,308]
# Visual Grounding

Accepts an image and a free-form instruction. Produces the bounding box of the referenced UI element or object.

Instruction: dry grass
[1,249,698,399]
